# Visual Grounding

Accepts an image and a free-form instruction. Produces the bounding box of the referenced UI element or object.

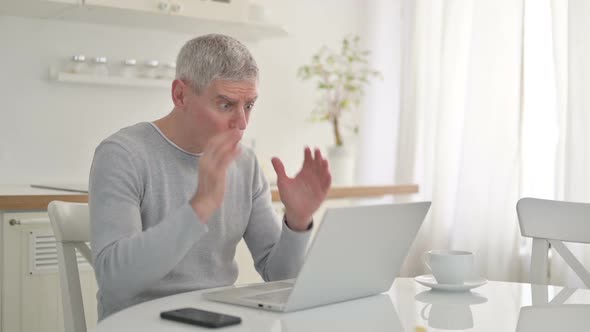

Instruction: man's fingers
[322,171,332,189]
[209,129,242,150]
[314,148,321,160]
[321,158,329,170]
[206,129,242,164]
[321,157,331,188]
[271,157,288,180]
[313,148,323,172]
[303,146,313,169]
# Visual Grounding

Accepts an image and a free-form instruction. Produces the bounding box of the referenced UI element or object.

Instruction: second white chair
[516,197,590,288]
[48,200,94,332]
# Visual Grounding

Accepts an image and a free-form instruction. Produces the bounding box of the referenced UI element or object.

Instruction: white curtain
[361,0,590,284]
[550,0,590,288]
[394,0,525,281]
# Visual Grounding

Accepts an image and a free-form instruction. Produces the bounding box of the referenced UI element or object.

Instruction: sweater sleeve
[89,141,208,307]
[242,158,312,281]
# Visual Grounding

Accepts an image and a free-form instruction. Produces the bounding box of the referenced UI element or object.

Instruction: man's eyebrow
[216,95,238,103]
[216,95,258,103]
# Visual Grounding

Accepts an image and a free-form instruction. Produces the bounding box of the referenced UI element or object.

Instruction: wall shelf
[55,72,171,88]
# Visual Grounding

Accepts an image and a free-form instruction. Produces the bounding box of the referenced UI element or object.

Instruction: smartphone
[160,307,241,328]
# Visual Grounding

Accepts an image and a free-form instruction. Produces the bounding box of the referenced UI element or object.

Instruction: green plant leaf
[297,34,382,145]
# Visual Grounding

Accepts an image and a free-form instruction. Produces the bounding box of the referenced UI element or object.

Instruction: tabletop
[96,278,590,332]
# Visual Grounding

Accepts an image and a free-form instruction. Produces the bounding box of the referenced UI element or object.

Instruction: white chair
[516,197,590,288]
[48,201,93,332]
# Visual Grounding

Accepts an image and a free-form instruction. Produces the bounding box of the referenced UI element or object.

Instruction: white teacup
[423,250,474,285]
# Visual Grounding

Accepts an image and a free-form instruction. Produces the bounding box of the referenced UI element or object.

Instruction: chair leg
[56,243,87,332]
[530,238,549,285]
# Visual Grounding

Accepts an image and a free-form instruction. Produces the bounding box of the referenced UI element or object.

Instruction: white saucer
[414,274,487,292]
[414,290,488,305]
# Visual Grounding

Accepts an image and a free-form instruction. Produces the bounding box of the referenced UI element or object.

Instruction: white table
[97,278,590,331]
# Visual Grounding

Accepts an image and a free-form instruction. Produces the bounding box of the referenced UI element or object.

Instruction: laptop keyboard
[245,288,292,304]
[205,280,295,300]
[237,280,294,291]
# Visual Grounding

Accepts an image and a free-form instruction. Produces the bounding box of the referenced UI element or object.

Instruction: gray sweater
[89,122,311,320]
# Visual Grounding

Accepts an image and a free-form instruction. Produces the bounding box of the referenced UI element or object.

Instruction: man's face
[182,79,258,151]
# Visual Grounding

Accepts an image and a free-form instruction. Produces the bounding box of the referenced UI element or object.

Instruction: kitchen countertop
[0,185,88,210]
[0,184,419,211]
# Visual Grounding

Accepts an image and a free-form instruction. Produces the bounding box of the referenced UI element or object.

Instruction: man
[89,34,331,320]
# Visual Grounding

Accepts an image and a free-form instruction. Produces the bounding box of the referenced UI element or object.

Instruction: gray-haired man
[89,34,331,320]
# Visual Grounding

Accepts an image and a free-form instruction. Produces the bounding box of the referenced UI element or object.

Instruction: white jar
[120,59,138,78]
[141,60,159,79]
[67,55,88,74]
[91,57,109,76]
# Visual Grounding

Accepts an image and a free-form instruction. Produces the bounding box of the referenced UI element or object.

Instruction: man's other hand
[272,147,332,231]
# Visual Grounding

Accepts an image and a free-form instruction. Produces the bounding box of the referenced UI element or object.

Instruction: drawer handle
[9,218,50,226]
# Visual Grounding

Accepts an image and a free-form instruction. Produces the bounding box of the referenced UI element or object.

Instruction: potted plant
[298,35,381,184]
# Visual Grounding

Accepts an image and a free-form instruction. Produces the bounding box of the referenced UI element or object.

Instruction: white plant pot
[327,145,355,186]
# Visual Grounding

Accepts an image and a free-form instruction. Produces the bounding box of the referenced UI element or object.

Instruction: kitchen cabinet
[47,0,81,4]
[0,0,80,18]
[0,0,286,41]
[85,0,248,23]
[84,0,174,14]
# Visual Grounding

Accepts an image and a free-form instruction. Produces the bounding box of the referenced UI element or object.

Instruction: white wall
[0,0,366,185]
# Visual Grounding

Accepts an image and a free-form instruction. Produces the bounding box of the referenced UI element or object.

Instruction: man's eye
[220,103,232,110]
[245,103,255,111]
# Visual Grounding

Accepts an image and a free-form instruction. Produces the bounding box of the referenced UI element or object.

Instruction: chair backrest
[48,200,93,332]
[516,197,590,288]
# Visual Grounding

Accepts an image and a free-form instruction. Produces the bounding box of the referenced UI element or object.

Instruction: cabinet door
[84,0,169,14]
[0,0,81,18]
[85,0,247,21]
[46,0,82,4]
[171,0,247,22]
[1,212,98,332]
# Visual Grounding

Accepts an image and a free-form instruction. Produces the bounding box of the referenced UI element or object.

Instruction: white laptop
[203,202,431,312]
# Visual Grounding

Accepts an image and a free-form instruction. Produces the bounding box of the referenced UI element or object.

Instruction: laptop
[203,202,431,312]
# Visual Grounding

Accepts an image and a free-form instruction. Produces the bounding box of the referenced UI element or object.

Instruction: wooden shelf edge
[0,185,419,211]
[271,184,419,202]
[0,195,88,210]
[56,72,171,88]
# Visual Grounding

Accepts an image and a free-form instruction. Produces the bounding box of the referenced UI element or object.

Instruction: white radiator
[2,213,98,332]
[28,230,92,275]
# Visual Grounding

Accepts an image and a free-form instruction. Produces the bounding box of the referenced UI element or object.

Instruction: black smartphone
[160,307,241,328]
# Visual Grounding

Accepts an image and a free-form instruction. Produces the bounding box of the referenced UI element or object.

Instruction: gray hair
[175,34,259,92]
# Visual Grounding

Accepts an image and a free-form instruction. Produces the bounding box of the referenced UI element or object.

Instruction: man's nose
[230,108,248,130]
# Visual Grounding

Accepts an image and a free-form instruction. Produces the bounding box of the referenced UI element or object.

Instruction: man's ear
[171,79,188,108]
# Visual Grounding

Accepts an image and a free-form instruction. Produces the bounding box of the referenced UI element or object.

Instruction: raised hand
[272,147,332,231]
[190,129,242,222]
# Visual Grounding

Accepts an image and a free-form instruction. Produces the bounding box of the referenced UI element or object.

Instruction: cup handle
[422,252,431,271]
[420,303,431,320]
